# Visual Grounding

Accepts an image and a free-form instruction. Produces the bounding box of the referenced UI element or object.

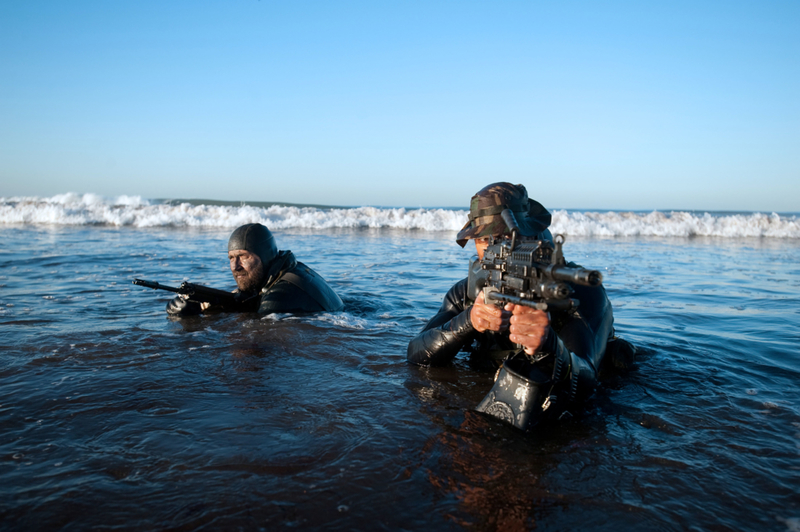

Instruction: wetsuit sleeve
[556,280,614,367]
[550,282,615,401]
[407,279,477,367]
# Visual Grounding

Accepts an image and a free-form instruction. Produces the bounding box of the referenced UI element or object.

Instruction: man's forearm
[406,309,476,366]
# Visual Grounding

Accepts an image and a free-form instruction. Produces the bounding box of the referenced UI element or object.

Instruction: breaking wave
[549,209,800,238]
[1,193,798,238]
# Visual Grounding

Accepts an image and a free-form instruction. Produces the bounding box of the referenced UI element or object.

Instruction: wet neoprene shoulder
[258,261,344,314]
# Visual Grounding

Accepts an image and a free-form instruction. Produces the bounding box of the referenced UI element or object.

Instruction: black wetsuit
[167,250,343,316]
[407,272,615,403]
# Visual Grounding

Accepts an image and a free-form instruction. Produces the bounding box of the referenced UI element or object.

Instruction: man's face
[229,249,264,292]
[474,237,490,261]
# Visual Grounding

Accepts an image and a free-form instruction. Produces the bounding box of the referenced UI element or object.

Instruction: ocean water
[1,195,799,531]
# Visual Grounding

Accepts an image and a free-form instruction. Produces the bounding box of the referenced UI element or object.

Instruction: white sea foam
[0,193,466,231]
[550,210,800,238]
[1,194,798,238]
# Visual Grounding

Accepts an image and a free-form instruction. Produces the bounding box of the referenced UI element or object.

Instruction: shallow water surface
[1,226,798,530]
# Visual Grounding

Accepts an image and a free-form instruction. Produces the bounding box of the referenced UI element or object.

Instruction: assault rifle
[467,209,602,313]
[132,278,246,309]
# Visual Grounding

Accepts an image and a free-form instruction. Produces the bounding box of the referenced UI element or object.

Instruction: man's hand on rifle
[166,295,211,315]
[470,291,511,333]
[508,304,551,355]
[470,292,552,355]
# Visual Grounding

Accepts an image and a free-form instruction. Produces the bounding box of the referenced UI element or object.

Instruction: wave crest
[1,194,797,238]
[550,210,799,238]
[0,194,465,230]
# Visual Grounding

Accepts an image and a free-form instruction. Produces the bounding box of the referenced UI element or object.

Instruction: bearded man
[167,223,343,315]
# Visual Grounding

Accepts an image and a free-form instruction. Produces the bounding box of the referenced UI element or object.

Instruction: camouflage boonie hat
[456,182,552,247]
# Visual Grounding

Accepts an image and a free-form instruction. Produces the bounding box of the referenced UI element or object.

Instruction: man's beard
[233,262,265,293]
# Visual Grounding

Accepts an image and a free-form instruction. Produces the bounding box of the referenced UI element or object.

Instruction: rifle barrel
[547,266,602,286]
[132,279,182,294]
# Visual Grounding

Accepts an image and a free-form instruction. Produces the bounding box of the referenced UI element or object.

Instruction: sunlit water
[1,225,798,531]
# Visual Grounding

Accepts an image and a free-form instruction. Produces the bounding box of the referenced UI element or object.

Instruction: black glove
[166,295,202,316]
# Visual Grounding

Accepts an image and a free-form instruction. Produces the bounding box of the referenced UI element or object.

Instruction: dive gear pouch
[475,335,576,431]
[475,353,550,431]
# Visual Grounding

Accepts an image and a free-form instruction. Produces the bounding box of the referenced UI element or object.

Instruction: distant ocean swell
[1,193,798,238]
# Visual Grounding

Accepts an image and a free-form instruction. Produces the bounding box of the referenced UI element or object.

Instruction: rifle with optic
[466,209,602,313]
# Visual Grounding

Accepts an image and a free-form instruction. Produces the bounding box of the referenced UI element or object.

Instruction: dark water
[1,226,798,531]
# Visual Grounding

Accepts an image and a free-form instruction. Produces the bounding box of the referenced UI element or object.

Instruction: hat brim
[456,199,552,247]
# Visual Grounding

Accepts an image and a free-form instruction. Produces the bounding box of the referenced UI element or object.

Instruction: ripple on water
[1,227,799,530]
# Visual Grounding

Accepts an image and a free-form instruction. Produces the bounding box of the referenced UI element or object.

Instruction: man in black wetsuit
[407,183,633,429]
[167,223,343,316]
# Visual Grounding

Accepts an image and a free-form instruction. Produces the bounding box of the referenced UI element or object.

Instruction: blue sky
[1,1,798,211]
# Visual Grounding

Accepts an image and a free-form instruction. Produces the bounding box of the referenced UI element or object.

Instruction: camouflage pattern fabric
[456,182,552,247]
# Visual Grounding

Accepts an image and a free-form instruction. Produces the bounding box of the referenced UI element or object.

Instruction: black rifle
[467,209,602,313]
[132,278,245,309]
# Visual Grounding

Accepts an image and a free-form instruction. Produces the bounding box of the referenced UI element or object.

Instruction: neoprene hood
[228,223,278,267]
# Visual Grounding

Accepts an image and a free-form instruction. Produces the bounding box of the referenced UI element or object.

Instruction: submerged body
[167,223,343,316]
[407,268,618,424]
[408,182,627,428]
[167,252,343,315]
